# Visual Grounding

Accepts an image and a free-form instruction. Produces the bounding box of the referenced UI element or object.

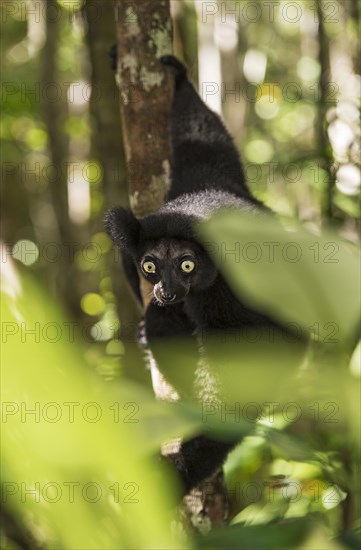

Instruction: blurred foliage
[1,261,197,549]
[2,211,360,549]
[1,0,360,548]
[198,211,360,346]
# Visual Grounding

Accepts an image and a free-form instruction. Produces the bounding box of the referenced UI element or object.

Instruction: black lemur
[105,56,302,494]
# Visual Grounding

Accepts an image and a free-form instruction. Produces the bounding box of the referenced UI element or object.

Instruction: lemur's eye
[143,261,156,273]
[181,260,195,273]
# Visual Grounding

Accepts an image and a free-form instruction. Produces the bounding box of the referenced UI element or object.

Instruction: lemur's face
[138,238,217,305]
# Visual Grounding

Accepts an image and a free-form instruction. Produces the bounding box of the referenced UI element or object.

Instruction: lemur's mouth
[153,284,189,306]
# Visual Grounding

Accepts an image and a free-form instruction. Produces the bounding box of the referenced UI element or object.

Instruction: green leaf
[196,517,311,550]
[1,267,190,549]
[197,211,360,349]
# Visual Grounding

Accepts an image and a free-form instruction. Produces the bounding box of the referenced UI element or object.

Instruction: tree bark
[114,0,174,218]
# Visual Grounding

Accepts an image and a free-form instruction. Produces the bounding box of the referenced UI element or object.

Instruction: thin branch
[316,0,336,222]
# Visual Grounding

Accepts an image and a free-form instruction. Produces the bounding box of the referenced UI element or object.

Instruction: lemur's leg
[168,435,237,495]
[160,55,254,202]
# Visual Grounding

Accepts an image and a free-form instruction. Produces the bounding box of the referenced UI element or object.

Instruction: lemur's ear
[104,207,140,253]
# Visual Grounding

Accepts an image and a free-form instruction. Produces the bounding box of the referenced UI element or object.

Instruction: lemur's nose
[161,291,176,303]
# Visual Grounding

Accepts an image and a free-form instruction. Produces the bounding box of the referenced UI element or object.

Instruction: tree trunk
[40,0,84,321]
[114,0,174,218]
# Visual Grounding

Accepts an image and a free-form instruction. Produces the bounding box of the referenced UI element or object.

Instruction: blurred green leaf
[265,429,313,462]
[196,517,311,550]
[197,211,360,349]
[1,266,191,549]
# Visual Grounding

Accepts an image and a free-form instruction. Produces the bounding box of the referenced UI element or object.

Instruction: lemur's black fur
[105,55,300,494]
